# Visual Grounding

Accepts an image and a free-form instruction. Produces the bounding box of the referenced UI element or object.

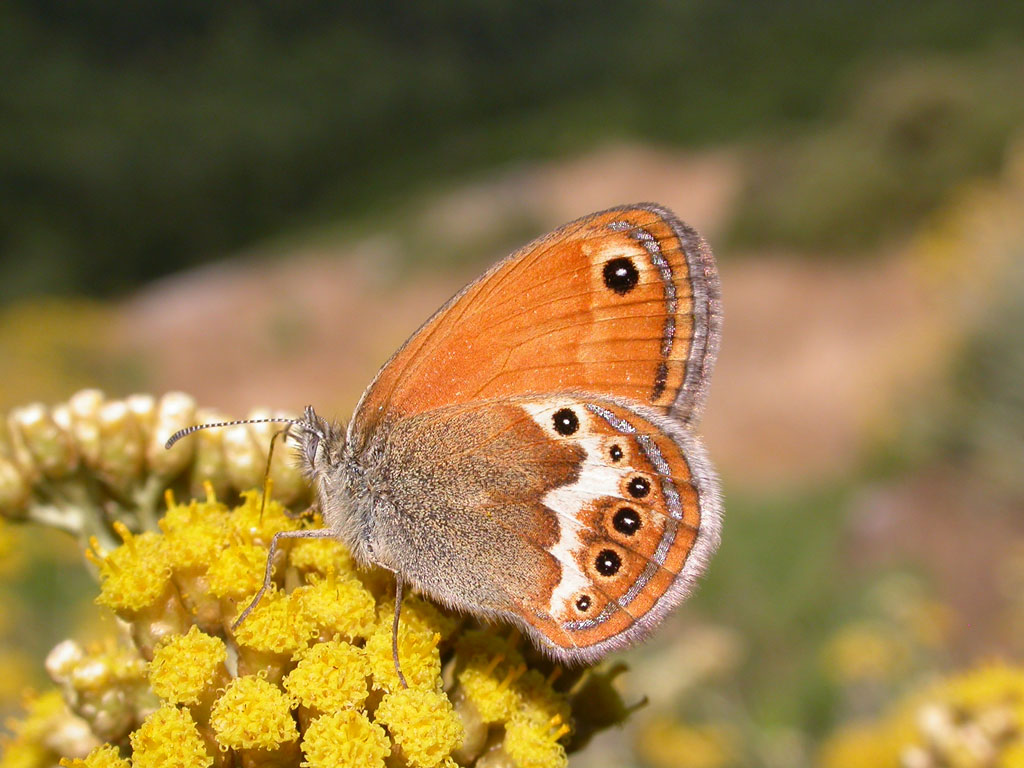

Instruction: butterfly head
[293,404,346,477]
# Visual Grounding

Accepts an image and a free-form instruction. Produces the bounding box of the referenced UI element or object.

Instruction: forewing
[349,204,721,448]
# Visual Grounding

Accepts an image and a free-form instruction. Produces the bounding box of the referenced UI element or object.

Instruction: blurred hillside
[3,1,1024,302]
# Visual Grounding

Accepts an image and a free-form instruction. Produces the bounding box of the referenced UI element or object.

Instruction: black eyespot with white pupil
[552,408,579,436]
[575,594,592,612]
[609,444,623,462]
[613,507,642,536]
[595,549,622,577]
[627,476,651,499]
[603,257,639,295]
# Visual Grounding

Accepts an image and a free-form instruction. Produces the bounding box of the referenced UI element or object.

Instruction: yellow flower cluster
[0,389,307,552]
[821,661,1024,768]
[3,487,631,768]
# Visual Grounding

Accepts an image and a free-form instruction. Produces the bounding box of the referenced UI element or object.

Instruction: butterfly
[170,203,722,668]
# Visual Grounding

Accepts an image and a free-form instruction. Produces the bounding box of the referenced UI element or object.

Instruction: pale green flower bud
[0,454,30,519]
[5,406,40,481]
[11,402,78,479]
[146,392,196,478]
[245,409,305,503]
[126,394,156,436]
[68,389,105,467]
[189,408,231,499]
[97,401,145,490]
[222,423,263,494]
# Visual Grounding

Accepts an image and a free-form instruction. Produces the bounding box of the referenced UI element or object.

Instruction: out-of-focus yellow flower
[0,690,99,767]
[0,518,27,576]
[823,621,909,684]
[821,661,1024,768]
[0,649,34,707]
[634,718,736,768]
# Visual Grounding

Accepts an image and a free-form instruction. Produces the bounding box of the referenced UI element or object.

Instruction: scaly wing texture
[501,396,721,662]
[349,203,721,448]
[378,394,722,664]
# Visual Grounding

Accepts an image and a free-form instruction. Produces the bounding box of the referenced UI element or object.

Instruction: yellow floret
[59,744,130,768]
[301,710,390,768]
[457,656,523,724]
[295,576,376,641]
[205,542,267,600]
[160,499,229,572]
[93,526,171,613]
[228,489,300,546]
[514,668,572,728]
[148,626,227,705]
[129,705,212,768]
[378,594,461,641]
[365,622,441,693]
[374,687,464,768]
[287,535,356,578]
[284,641,370,713]
[232,589,316,656]
[504,715,569,768]
[456,628,525,668]
[210,675,298,750]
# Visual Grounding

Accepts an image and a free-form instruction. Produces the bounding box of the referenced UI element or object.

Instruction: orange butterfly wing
[349,204,721,446]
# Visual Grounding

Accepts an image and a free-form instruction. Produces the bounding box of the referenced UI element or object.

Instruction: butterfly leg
[393,579,409,689]
[230,528,336,631]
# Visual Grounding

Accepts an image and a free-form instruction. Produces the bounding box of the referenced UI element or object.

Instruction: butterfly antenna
[393,580,409,689]
[164,416,302,450]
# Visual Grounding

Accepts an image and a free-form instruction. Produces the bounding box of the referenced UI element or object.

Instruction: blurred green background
[2,2,1023,767]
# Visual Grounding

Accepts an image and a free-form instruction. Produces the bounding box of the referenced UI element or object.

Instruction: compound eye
[304,434,321,466]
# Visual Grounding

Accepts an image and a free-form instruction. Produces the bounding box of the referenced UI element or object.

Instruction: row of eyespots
[573,547,623,614]
[549,403,652,616]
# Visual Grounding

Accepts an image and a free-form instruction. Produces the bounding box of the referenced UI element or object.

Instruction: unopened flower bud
[245,409,305,503]
[5,406,40,480]
[126,394,156,438]
[146,392,196,478]
[221,424,263,493]
[11,403,78,478]
[0,454,30,519]
[68,389,105,467]
[96,401,145,490]
[189,409,231,499]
